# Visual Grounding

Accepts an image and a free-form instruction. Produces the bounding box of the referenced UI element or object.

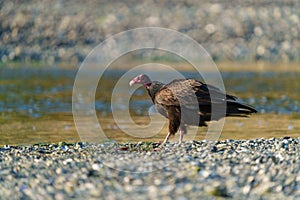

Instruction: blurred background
[1,0,300,64]
[0,0,299,145]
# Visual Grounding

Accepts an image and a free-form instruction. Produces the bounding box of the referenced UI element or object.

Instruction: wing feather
[154,79,232,111]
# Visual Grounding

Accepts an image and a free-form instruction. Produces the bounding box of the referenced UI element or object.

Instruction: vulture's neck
[146,81,164,102]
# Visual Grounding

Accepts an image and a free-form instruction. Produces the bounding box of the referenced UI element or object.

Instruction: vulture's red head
[129,74,152,88]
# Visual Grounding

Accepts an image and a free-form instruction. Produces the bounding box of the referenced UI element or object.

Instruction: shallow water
[0,66,299,145]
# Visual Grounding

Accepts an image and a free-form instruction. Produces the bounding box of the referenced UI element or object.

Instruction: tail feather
[226,101,257,117]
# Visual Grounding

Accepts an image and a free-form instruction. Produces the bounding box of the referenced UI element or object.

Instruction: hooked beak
[129,79,136,86]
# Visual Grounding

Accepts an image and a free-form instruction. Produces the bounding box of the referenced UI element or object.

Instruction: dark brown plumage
[129,74,257,144]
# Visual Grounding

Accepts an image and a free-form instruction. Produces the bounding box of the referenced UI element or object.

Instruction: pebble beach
[1,137,300,199]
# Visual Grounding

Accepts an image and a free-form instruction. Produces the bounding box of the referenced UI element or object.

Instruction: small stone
[132,179,143,186]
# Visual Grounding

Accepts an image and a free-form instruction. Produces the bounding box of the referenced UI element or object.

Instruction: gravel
[1,137,300,199]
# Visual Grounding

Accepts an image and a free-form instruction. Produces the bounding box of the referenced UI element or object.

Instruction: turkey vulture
[129,74,257,144]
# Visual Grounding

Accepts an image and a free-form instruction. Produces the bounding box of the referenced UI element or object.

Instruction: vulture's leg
[162,132,171,145]
[179,124,187,144]
[179,131,183,144]
[161,106,180,146]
